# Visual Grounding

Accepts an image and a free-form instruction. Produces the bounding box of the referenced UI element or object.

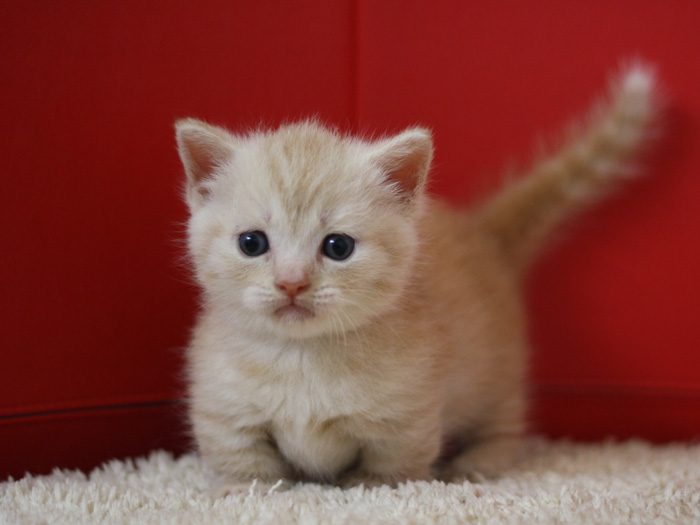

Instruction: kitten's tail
[477,63,660,273]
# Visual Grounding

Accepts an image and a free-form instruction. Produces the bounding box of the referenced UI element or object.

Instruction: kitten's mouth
[274,303,314,322]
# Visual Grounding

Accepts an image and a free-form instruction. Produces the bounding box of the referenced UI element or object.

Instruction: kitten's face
[177,121,432,339]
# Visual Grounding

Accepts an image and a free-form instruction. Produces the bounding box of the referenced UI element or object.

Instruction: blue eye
[239,231,269,257]
[322,234,355,261]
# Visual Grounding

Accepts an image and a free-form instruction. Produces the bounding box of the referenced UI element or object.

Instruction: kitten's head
[176,119,432,339]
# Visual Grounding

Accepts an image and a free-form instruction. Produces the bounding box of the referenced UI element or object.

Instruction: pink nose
[276,279,310,299]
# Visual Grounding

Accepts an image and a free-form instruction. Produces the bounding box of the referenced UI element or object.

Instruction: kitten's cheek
[240,288,266,313]
[311,291,340,315]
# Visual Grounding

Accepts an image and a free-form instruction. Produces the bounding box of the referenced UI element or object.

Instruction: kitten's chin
[274,304,314,322]
[264,303,328,339]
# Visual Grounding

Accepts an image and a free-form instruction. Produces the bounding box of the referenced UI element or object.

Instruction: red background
[2,1,699,480]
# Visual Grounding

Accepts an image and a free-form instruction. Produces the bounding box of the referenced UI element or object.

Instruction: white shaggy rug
[2,439,699,524]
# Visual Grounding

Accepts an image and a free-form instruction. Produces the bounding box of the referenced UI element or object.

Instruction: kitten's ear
[175,118,235,210]
[369,127,433,205]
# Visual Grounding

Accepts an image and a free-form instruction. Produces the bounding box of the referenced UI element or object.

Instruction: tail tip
[617,60,657,98]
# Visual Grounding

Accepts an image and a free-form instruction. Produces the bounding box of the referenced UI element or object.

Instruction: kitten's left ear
[369,127,433,205]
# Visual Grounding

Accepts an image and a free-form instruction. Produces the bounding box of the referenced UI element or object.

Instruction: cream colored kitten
[176,65,658,493]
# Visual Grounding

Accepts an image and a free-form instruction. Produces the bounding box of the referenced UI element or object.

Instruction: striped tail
[477,64,660,273]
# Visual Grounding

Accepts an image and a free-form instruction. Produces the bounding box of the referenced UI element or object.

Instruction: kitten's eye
[322,233,355,261]
[238,231,269,257]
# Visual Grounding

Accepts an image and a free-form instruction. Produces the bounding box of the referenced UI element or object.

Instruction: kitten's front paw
[443,441,520,483]
[439,434,523,485]
[442,466,488,484]
[340,470,419,489]
[214,478,291,498]
[341,473,392,489]
[443,455,508,483]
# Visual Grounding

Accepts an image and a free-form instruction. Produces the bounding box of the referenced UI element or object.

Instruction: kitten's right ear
[175,118,234,210]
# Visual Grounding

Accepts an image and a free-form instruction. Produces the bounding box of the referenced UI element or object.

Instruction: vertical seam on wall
[351,0,363,132]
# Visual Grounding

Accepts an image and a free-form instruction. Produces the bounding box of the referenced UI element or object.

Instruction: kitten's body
[177,66,658,491]
[188,200,525,486]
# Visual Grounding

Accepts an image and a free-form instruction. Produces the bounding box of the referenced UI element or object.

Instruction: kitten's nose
[276,278,310,299]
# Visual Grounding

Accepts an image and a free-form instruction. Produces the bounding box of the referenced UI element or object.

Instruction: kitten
[175,65,658,493]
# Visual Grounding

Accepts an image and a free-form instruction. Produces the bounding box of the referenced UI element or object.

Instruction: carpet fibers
[2,439,699,524]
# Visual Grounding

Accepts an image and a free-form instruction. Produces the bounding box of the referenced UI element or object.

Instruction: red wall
[2,1,699,479]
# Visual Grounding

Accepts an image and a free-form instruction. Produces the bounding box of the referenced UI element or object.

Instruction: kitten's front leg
[193,412,289,497]
[341,416,442,489]
[443,434,522,482]
[443,395,525,482]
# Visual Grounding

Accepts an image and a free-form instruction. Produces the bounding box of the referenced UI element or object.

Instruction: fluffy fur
[175,65,658,493]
